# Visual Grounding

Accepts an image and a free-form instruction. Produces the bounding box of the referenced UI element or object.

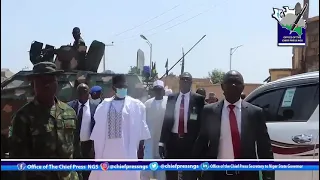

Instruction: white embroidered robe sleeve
[90,99,110,159]
[138,100,151,142]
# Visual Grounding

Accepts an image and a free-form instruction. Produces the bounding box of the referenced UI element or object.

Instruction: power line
[116,0,228,43]
[164,5,218,31]
[113,4,181,37]
[151,1,228,36]
[142,14,184,34]
[117,3,209,42]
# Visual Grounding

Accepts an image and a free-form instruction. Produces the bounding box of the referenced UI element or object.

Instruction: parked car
[245,71,319,180]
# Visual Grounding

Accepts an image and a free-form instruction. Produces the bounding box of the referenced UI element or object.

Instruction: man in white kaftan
[89,74,151,180]
[141,80,167,180]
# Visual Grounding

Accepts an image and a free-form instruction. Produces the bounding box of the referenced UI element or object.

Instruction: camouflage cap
[28,62,63,76]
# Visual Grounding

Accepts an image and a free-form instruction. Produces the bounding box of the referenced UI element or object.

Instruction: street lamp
[103,42,114,72]
[140,34,153,70]
[229,44,243,70]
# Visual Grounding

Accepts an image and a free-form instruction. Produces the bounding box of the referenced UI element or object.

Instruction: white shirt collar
[224,98,242,109]
[78,99,89,107]
[179,91,191,97]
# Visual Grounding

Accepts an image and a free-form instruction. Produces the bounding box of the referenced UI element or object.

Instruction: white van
[245,71,319,180]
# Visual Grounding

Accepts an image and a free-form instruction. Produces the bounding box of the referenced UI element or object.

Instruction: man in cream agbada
[89,74,151,180]
[141,80,168,180]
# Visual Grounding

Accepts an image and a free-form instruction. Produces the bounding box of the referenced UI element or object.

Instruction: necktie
[78,103,85,123]
[178,95,185,136]
[228,104,241,159]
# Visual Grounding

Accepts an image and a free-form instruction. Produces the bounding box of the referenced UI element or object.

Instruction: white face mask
[91,98,101,104]
[115,88,128,99]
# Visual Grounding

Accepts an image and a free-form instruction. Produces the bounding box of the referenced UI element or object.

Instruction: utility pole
[103,42,114,72]
[140,35,153,77]
[229,45,243,70]
[181,47,185,75]
[160,35,207,79]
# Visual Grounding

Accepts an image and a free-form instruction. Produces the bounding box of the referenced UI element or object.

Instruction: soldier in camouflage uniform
[72,27,85,47]
[9,62,81,180]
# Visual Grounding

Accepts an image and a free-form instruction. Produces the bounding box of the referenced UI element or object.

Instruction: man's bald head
[77,83,89,103]
[180,72,193,79]
[77,83,89,91]
[222,70,244,84]
[221,70,245,104]
[179,72,193,93]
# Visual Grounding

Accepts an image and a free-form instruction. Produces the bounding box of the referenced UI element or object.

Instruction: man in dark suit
[194,70,274,180]
[68,83,99,180]
[206,92,218,104]
[196,88,207,97]
[159,72,205,180]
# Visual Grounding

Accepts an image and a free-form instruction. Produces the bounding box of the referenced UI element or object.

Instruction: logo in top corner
[17,162,26,171]
[271,3,308,46]
[100,162,109,171]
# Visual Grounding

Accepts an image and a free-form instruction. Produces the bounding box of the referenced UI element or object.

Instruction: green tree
[128,66,140,74]
[208,69,226,84]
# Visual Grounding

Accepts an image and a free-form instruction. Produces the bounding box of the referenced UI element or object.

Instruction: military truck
[1,40,147,156]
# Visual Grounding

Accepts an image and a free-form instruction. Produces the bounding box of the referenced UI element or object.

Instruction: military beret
[28,62,63,76]
[90,86,102,94]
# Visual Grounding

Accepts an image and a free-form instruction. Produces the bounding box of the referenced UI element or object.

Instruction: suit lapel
[73,100,79,114]
[171,93,179,118]
[212,100,224,155]
[240,101,249,158]
[188,92,195,119]
[167,93,179,128]
[72,100,82,131]
[214,100,224,127]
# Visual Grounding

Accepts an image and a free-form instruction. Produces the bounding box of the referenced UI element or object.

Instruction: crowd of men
[5,61,274,180]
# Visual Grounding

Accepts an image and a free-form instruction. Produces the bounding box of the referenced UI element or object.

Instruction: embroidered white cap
[153,80,164,88]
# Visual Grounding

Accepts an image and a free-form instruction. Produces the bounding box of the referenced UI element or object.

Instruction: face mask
[116,88,127,98]
[91,98,101,104]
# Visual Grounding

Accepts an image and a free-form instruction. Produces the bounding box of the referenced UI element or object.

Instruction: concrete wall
[305,16,319,72]
[269,69,292,81]
[292,16,319,74]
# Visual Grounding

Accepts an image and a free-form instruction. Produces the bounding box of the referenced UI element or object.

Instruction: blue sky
[1,0,319,83]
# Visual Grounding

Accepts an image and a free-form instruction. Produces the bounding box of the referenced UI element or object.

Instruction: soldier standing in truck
[72,27,85,47]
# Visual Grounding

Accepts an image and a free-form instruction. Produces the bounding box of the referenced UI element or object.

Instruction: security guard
[9,62,81,180]
[90,85,103,104]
